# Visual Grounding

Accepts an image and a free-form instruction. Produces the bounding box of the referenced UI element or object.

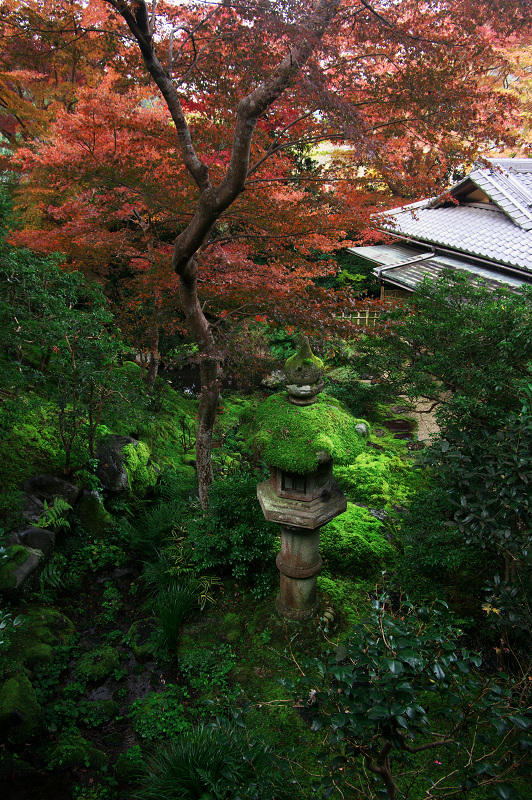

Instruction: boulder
[0,545,43,597]
[96,435,138,492]
[6,526,55,558]
[5,606,75,666]
[96,435,158,495]
[21,475,79,526]
[21,494,45,525]
[22,475,80,506]
[0,674,42,743]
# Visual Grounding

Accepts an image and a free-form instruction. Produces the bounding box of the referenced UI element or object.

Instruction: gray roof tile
[379,159,532,273]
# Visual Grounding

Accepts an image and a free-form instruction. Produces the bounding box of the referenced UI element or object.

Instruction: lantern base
[275,594,318,621]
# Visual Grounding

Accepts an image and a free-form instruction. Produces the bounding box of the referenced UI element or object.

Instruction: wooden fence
[343,308,382,327]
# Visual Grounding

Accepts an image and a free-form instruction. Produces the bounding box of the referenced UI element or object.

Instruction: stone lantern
[256,337,347,620]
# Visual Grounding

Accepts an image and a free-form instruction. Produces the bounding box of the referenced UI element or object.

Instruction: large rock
[6,526,55,558]
[96,435,138,492]
[22,475,80,506]
[0,545,43,598]
[96,435,158,495]
[0,674,42,743]
[21,475,80,526]
[5,606,75,666]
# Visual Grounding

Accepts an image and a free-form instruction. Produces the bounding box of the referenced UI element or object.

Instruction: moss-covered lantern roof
[250,392,369,474]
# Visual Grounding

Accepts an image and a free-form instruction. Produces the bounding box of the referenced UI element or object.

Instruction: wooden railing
[344,308,381,327]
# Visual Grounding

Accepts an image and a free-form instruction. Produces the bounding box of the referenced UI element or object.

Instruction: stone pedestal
[275,525,322,620]
[257,474,346,621]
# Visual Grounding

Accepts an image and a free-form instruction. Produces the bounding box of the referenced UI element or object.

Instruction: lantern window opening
[282,471,308,494]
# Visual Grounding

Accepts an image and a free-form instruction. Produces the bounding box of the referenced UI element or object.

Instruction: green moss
[320,503,395,578]
[75,492,113,536]
[335,449,429,507]
[0,673,42,743]
[249,392,368,473]
[123,441,158,496]
[6,607,75,666]
[0,399,64,492]
[285,344,324,375]
[0,546,32,590]
[44,732,108,769]
[126,619,156,661]
[317,575,373,626]
[74,645,119,682]
[222,612,244,644]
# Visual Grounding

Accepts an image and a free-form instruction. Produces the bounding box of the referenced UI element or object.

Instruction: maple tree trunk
[146,327,160,387]
[178,257,219,509]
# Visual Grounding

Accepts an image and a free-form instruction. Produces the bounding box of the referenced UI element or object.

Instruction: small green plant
[97,581,123,623]
[129,685,194,741]
[179,642,237,692]
[36,497,72,530]
[37,553,66,600]
[0,606,25,666]
[155,581,200,653]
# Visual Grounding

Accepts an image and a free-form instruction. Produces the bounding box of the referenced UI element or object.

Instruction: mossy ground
[0,370,519,800]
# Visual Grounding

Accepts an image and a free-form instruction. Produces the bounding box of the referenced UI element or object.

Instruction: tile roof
[378,158,532,275]
[349,243,530,293]
[380,204,532,272]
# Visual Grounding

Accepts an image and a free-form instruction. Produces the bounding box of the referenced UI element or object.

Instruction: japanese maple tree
[8,0,532,505]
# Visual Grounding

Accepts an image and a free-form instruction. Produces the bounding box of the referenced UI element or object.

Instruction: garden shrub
[320,503,394,578]
[397,487,497,596]
[188,470,277,587]
[325,369,389,416]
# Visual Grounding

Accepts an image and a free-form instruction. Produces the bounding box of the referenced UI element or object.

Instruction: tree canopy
[3,0,532,503]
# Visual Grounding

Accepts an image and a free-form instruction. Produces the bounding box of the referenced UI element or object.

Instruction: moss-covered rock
[127,619,156,661]
[74,645,120,682]
[0,545,39,593]
[123,441,158,496]
[6,606,75,666]
[0,673,42,742]
[249,392,369,473]
[320,503,395,578]
[44,732,108,769]
[75,490,114,537]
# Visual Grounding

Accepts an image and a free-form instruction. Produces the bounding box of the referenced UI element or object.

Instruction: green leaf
[493,783,513,800]
[508,715,530,730]
[386,659,403,676]
[368,705,390,720]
